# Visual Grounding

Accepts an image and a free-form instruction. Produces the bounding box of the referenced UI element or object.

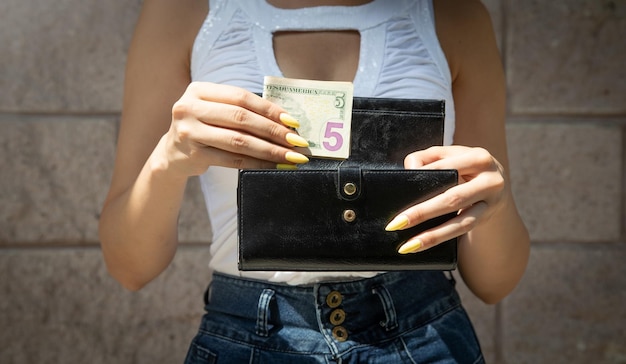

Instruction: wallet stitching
[352,110,442,118]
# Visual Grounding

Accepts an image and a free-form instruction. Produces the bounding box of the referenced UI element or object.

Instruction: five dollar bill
[263,76,354,160]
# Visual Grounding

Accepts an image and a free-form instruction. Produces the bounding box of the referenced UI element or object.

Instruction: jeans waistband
[205,271,460,345]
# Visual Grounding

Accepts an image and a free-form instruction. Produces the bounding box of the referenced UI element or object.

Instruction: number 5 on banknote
[263,76,354,159]
[323,121,344,152]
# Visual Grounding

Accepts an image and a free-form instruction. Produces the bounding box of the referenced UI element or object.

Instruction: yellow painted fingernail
[279,113,300,128]
[385,215,409,231]
[276,163,298,170]
[285,151,309,164]
[398,239,423,255]
[285,133,309,147]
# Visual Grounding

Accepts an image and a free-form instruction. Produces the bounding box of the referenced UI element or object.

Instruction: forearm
[458,192,530,304]
[99,136,189,290]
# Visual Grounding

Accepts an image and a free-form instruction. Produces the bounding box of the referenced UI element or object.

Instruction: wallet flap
[238,168,458,271]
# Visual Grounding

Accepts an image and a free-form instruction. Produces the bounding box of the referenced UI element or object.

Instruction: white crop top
[191,0,455,285]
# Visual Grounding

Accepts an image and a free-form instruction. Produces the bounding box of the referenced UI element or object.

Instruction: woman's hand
[385,146,508,254]
[159,82,310,178]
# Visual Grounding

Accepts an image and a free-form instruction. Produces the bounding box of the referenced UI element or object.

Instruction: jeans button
[330,308,346,325]
[332,326,348,342]
[326,291,343,308]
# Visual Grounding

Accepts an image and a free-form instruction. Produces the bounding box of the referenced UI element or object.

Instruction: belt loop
[444,270,457,286]
[372,285,398,331]
[203,281,213,306]
[256,288,275,337]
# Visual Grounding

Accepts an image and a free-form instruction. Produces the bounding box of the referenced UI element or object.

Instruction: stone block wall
[1,1,624,363]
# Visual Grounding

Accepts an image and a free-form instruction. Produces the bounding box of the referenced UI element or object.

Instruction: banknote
[263,76,354,159]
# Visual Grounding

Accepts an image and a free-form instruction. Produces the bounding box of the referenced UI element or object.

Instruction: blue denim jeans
[184,271,484,364]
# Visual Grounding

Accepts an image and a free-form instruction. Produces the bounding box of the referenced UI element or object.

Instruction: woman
[99,0,530,362]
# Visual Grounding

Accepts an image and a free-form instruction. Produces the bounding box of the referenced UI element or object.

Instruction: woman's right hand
[160,82,310,178]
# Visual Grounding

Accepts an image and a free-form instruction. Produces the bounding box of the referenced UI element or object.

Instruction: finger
[194,124,309,165]
[404,146,444,169]
[196,146,279,170]
[185,82,287,124]
[183,99,301,148]
[407,147,498,175]
[397,201,488,254]
[385,173,494,230]
[404,146,470,169]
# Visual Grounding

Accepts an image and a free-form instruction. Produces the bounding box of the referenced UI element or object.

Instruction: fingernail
[285,151,309,164]
[276,163,298,170]
[398,238,423,254]
[279,113,300,128]
[285,133,309,147]
[385,215,409,231]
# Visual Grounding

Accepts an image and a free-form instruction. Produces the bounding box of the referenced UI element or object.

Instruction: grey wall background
[1,1,625,363]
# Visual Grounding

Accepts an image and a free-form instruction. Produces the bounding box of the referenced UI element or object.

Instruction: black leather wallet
[237,98,458,271]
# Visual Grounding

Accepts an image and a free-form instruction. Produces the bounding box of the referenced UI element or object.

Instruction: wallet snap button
[343,182,357,196]
[332,326,348,342]
[326,291,343,308]
[342,209,356,223]
[330,308,346,325]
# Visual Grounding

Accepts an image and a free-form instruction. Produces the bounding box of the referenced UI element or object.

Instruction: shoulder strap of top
[191,0,239,80]
[409,0,452,87]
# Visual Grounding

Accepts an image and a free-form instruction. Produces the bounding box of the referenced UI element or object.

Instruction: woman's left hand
[385,145,508,254]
